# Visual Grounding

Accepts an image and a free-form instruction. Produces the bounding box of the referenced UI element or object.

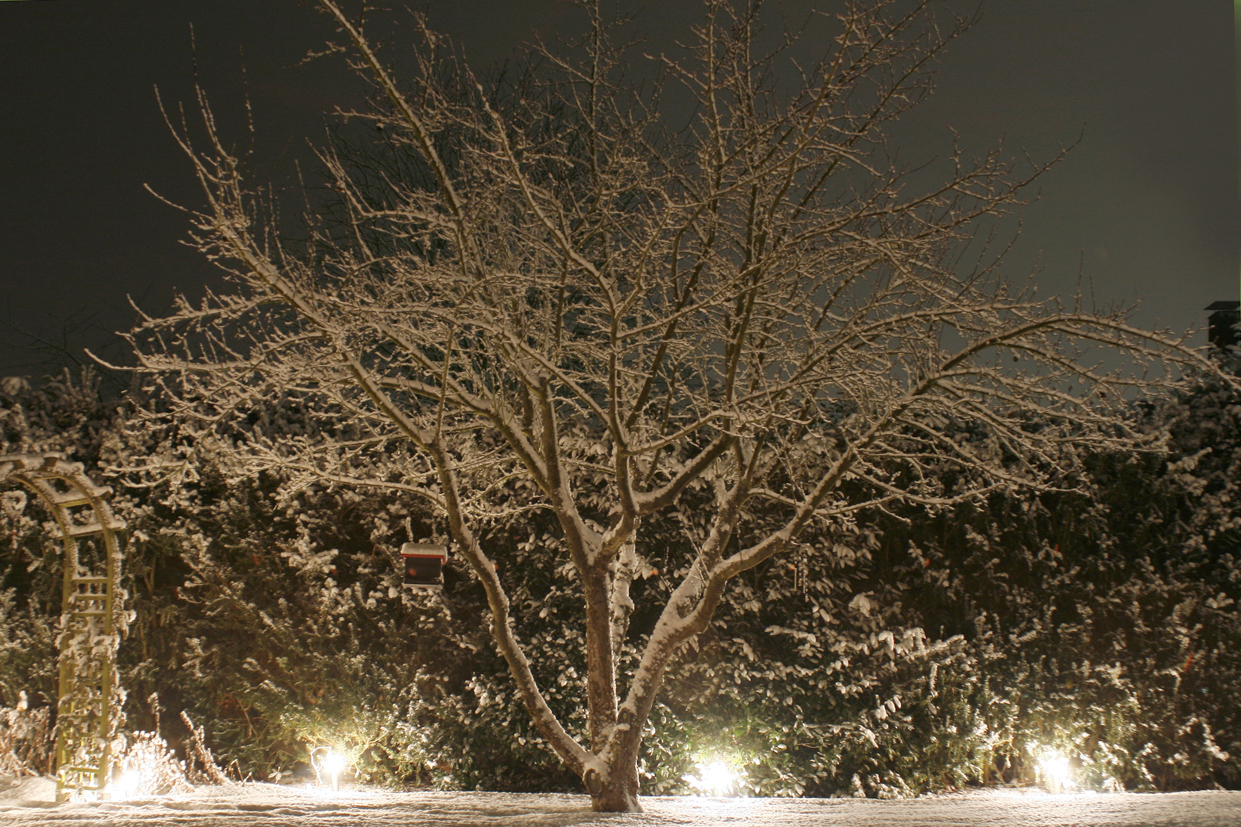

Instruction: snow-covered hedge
[0,367,1237,793]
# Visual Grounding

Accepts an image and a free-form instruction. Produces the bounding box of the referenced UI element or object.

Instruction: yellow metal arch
[0,454,126,801]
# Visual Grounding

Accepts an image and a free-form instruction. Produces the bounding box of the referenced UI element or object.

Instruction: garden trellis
[0,454,126,801]
[117,0,1237,810]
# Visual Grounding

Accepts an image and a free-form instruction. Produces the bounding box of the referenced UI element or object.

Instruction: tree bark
[122,1,1237,815]
[582,564,619,751]
[585,757,642,813]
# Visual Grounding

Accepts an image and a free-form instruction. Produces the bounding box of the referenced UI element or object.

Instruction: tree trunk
[586,758,642,813]
[582,565,618,751]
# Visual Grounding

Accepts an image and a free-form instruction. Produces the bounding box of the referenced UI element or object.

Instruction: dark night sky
[1,1,1238,378]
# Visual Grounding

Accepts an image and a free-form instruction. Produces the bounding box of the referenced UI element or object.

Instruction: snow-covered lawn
[2,776,1239,826]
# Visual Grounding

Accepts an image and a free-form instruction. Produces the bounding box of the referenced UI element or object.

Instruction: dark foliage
[1,367,1238,792]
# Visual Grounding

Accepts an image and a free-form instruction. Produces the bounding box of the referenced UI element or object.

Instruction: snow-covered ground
[2,776,1239,827]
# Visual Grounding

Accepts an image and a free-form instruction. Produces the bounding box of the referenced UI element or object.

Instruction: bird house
[400,542,448,589]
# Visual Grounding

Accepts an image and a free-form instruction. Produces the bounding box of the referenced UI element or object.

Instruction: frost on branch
[112,0,1234,811]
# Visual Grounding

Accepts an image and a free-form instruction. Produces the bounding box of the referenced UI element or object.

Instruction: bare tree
[113,0,1226,811]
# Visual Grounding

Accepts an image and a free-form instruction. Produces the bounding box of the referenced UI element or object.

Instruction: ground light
[110,772,142,801]
[310,746,350,792]
[109,731,187,800]
[1037,748,1074,793]
[684,760,741,797]
[324,750,346,791]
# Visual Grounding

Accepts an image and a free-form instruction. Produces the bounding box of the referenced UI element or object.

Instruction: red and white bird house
[399,542,448,589]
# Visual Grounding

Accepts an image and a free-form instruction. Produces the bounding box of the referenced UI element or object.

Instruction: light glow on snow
[6,782,1241,827]
[310,746,350,792]
[111,771,142,801]
[1037,748,1074,793]
[109,734,184,800]
[684,760,740,797]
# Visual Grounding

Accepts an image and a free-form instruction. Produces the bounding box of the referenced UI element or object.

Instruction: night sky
[1,0,1237,378]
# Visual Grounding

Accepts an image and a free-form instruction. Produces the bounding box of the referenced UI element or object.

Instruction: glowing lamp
[310,745,351,792]
[1038,748,1074,793]
[685,760,740,797]
[112,771,140,800]
[324,749,346,792]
